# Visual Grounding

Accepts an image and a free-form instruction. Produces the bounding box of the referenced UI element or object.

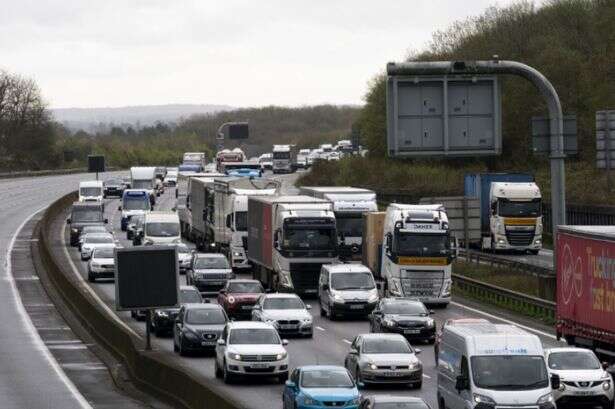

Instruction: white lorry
[296,149,311,169]
[189,176,280,271]
[381,204,454,306]
[182,152,207,170]
[176,171,223,239]
[300,186,378,261]
[248,196,338,296]
[130,167,157,205]
[78,180,104,202]
[272,144,294,174]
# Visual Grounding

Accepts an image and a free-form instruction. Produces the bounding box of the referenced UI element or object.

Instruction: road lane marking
[6,206,94,409]
[342,339,352,344]
[48,345,89,350]
[423,374,431,379]
[316,326,326,331]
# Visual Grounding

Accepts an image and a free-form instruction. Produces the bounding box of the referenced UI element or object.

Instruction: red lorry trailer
[556,226,615,359]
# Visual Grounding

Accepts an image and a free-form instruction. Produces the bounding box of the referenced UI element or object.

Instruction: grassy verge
[453,260,541,298]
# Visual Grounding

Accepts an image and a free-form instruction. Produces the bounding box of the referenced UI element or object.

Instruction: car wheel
[412,380,422,389]
[87,270,95,283]
[173,337,179,352]
[278,372,288,384]
[319,300,326,317]
[223,360,234,384]
[438,396,446,409]
[215,358,223,378]
[529,249,540,255]
[179,338,187,356]
[355,366,365,387]
[328,304,336,321]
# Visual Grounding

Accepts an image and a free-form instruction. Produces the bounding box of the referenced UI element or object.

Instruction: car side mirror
[602,361,610,370]
[322,284,329,291]
[285,380,296,389]
[455,375,469,391]
[305,305,312,310]
[66,218,71,224]
[376,282,382,291]
[414,348,422,355]
[550,374,560,390]
[217,339,226,346]
[118,206,122,211]
[356,381,365,390]
[282,339,289,346]
[219,289,227,294]
[104,218,108,224]
[429,310,435,315]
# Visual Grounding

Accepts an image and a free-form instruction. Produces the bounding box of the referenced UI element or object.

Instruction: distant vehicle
[215,321,289,384]
[130,166,157,205]
[326,151,341,161]
[78,180,104,202]
[154,166,167,181]
[216,148,245,171]
[217,279,265,319]
[272,144,295,174]
[318,263,378,320]
[258,153,273,170]
[359,396,431,409]
[368,298,436,344]
[87,247,116,282]
[344,333,423,389]
[282,366,360,409]
[178,163,203,173]
[119,189,151,231]
[175,243,193,274]
[78,225,109,245]
[136,211,180,246]
[151,286,203,336]
[437,323,557,409]
[221,162,263,178]
[80,233,116,260]
[173,303,227,355]
[252,293,313,338]
[164,168,178,186]
[545,347,613,409]
[320,143,333,153]
[335,140,354,157]
[186,253,233,294]
[125,213,145,240]
[434,318,490,364]
[67,202,107,246]
[103,178,125,198]
[182,152,207,170]
[296,149,311,169]
[308,149,323,165]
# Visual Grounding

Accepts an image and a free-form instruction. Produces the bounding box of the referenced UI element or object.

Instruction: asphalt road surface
[51,171,565,409]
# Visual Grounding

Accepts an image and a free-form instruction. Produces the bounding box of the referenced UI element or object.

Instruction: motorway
[49,171,565,409]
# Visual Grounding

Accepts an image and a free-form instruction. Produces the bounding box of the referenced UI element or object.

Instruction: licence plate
[201,341,215,346]
[349,305,364,310]
[208,281,223,286]
[250,363,268,369]
[280,325,297,330]
[573,391,596,396]
[241,305,253,310]
[404,329,420,334]
[384,371,404,377]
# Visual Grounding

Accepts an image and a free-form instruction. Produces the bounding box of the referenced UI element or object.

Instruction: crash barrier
[0,167,123,179]
[37,192,241,409]
[452,273,556,323]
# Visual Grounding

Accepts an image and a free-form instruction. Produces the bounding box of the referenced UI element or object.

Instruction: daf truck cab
[381,204,454,306]
[437,322,558,409]
[248,196,338,296]
[300,186,378,261]
[118,189,151,231]
[130,167,157,205]
[272,144,294,174]
[79,180,104,202]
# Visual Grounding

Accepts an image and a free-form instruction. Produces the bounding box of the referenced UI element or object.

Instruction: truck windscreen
[123,196,149,210]
[394,232,449,257]
[235,211,247,232]
[132,180,152,190]
[471,355,548,390]
[283,226,336,250]
[72,208,103,222]
[336,214,363,237]
[498,199,541,217]
[273,152,290,159]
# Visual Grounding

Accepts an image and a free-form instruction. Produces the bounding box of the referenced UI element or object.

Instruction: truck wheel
[529,249,540,255]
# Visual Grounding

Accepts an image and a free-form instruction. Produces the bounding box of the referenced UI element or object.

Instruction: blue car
[282,365,361,409]
[226,168,262,178]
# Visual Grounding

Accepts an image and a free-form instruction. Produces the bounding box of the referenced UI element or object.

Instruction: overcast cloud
[1,0,520,108]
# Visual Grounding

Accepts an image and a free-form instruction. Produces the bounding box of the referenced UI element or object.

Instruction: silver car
[344,333,423,389]
[252,293,313,338]
[87,247,115,282]
[80,233,116,260]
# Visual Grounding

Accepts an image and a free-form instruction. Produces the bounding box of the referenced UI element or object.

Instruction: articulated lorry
[189,177,280,271]
[177,171,223,238]
[248,196,338,295]
[556,226,615,361]
[272,144,294,174]
[130,167,157,205]
[299,186,378,261]
[381,204,454,306]
[464,173,542,253]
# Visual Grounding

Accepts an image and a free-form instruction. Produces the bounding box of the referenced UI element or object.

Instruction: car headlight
[537,393,554,404]
[302,396,318,406]
[265,319,277,326]
[409,361,421,370]
[276,352,287,360]
[426,318,435,327]
[156,311,168,318]
[233,252,241,257]
[367,290,379,303]
[349,397,360,405]
[383,318,396,327]
[91,262,100,268]
[71,228,79,234]
[366,362,377,370]
[302,317,312,324]
[333,292,345,303]
[227,296,236,304]
[473,394,496,405]
[231,353,242,361]
[184,330,199,341]
[603,380,611,391]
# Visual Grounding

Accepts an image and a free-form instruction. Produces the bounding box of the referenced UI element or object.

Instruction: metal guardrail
[452,273,556,322]
[0,167,122,179]
[459,249,553,277]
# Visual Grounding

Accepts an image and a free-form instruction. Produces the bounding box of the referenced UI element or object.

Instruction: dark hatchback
[173,303,228,355]
[369,298,436,343]
[151,286,203,336]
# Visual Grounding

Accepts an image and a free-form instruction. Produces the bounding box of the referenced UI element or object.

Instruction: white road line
[6,207,93,409]
[316,326,326,332]
[450,301,563,341]
[45,340,84,344]
[422,374,431,379]
[61,220,143,340]
[342,339,352,344]
[47,345,89,350]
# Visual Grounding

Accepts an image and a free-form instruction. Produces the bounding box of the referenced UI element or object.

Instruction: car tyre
[529,249,540,255]
[223,360,234,384]
[179,338,187,357]
[412,380,422,389]
[87,270,95,283]
[278,372,288,384]
[215,358,223,378]
[173,338,179,352]
[319,301,326,317]
[438,396,446,409]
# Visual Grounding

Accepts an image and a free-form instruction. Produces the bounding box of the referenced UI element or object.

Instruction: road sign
[228,122,249,139]
[386,75,502,157]
[532,115,577,155]
[596,111,615,170]
[87,155,105,173]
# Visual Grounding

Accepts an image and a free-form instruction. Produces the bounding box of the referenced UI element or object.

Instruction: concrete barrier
[37,192,242,409]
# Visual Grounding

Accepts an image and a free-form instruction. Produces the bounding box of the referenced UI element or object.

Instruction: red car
[434,318,491,364]
[217,279,265,319]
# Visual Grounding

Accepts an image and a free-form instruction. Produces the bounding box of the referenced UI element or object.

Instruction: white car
[87,247,115,282]
[80,233,116,260]
[546,347,613,409]
[215,321,289,384]
[175,243,193,274]
[326,151,341,161]
[252,293,313,338]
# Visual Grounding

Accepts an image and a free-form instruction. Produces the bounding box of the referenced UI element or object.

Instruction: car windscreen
[263,297,304,310]
[92,248,115,258]
[235,211,247,232]
[273,152,290,159]
[228,282,264,294]
[362,338,412,354]
[123,196,150,210]
[85,235,113,244]
[81,226,107,234]
[72,209,103,222]
[145,222,179,237]
[336,214,363,237]
[374,403,429,409]
[80,187,101,196]
[548,351,600,370]
[382,301,427,316]
[331,272,375,290]
[180,290,202,304]
[185,309,225,325]
[471,355,549,390]
[193,257,229,269]
[300,370,354,388]
[228,328,280,345]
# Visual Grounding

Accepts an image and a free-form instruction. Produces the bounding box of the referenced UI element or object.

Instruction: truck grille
[289,263,322,293]
[505,229,534,246]
[201,273,228,280]
[400,271,444,298]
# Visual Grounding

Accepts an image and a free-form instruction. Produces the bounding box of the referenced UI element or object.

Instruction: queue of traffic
[62,152,614,409]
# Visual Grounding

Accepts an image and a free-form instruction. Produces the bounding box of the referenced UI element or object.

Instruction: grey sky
[2,0,520,108]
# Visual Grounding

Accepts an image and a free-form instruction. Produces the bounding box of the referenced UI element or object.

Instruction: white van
[137,211,181,246]
[437,322,558,409]
[79,180,104,202]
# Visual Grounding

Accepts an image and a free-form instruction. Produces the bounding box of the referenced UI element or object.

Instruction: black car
[369,298,436,344]
[103,178,125,198]
[151,286,203,336]
[67,202,107,246]
[359,395,431,409]
[186,253,233,294]
[173,303,228,356]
